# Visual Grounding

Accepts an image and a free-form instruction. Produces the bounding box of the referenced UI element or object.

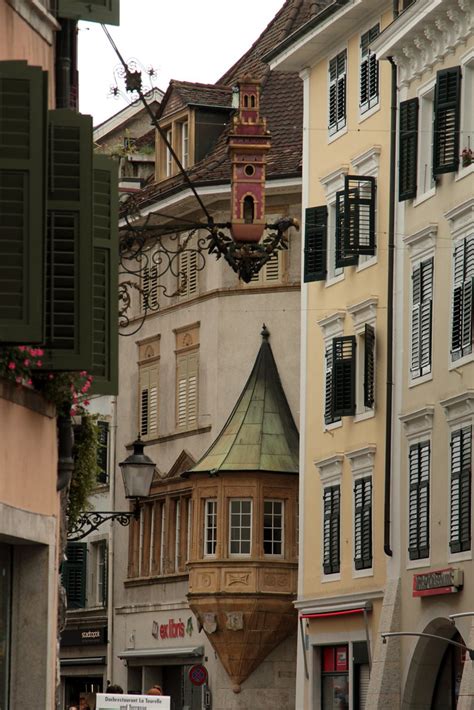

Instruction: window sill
[356,256,377,272]
[409,371,433,388]
[449,351,474,370]
[413,187,436,207]
[455,163,474,182]
[353,567,373,579]
[325,273,345,288]
[448,549,472,563]
[328,125,348,144]
[321,572,341,583]
[406,557,431,571]
[354,410,375,423]
[358,102,380,124]
[324,420,342,432]
[125,572,189,587]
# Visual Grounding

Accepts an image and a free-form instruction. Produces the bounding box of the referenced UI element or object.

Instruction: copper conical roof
[190,325,299,475]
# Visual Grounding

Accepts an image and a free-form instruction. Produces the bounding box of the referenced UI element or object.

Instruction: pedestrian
[106,683,124,693]
[146,685,163,695]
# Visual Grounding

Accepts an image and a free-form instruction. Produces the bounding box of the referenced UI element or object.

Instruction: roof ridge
[170,79,232,91]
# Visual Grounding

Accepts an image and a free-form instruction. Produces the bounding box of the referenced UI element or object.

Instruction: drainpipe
[384,54,397,558]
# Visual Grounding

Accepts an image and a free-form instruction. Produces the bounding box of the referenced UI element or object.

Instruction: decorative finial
[261,323,270,340]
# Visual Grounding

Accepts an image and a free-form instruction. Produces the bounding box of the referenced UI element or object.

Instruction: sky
[78,0,285,127]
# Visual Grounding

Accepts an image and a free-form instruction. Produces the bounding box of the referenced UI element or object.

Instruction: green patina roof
[189,325,299,475]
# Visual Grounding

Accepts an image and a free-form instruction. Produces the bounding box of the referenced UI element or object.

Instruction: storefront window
[321,645,349,709]
[0,545,11,710]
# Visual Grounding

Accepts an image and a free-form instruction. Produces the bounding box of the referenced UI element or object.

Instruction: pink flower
[18,346,26,352]
[70,407,76,416]
[80,370,87,377]
[36,348,44,357]
[27,379,32,386]
[36,360,42,368]
[83,400,90,406]
[8,362,15,370]
[24,359,30,367]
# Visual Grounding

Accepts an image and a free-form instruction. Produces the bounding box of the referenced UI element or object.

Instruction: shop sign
[413,568,463,597]
[61,625,107,646]
[151,617,192,641]
[96,693,170,709]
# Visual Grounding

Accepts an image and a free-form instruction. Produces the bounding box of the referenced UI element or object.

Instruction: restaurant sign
[61,625,107,646]
[413,567,463,597]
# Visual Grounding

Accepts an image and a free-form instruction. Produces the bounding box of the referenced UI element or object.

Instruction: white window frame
[328,49,347,139]
[315,455,343,582]
[359,23,380,117]
[181,120,189,169]
[139,361,159,441]
[160,502,166,574]
[319,166,348,285]
[400,406,434,570]
[317,312,345,431]
[174,498,181,572]
[441,392,474,563]
[458,48,474,181]
[263,499,284,557]
[347,298,377,420]
[351,146,380,271]
[166,127,173,177]
[229,499,253,557]
[204,499,217,557]
[347,446,375,578]
[415,78,436,204]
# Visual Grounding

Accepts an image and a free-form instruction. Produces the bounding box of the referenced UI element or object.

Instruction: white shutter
[179,245,198,299]
[358,664,370,709]
[176,351,199,429]
[139,364,159,440]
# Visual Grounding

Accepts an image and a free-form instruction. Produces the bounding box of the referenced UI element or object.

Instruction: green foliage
[68,412,101,527]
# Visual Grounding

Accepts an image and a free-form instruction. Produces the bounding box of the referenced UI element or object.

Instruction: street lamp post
[67,438,156,541]
[381,631,474,660]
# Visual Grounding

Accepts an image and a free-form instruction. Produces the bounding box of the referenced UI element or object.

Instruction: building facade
[374,0,474,706]
[267,0,397,707]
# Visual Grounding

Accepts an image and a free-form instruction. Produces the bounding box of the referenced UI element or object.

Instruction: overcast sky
[78,0,284,126]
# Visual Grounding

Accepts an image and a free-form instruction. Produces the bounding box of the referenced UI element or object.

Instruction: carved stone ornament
[202,612,217,634]
[226,612,244,631]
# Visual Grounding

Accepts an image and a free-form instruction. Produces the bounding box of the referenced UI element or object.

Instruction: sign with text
[413,567,463,597]
[96,694,170,710]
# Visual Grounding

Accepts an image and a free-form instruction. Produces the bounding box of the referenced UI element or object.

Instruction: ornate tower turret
[228,76,271,243]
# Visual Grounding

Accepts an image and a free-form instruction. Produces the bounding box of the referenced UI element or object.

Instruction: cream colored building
[267,0,399,707]
[374,0,474,706]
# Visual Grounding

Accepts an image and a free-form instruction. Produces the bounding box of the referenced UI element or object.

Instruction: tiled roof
[159,80,232,120]
[130,0,331,211]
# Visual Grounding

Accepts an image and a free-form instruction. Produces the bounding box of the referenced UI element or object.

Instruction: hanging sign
[188,664,208,686]
[412,567,463,597]
[96,693,170,709]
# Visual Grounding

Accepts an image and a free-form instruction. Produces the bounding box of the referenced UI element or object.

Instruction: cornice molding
[317,311,345,341]
[350,145,381,177]
[347,297,378,334]
[314,454,344,486]
[444,198,474,240]
[346,445,376,475]
[402,223,438,259]
[320,165,349,203]
[400,405,435,439]
[440,391,474,425]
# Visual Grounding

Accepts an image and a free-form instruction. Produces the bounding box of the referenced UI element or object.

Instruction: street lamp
[67,438,156,541]
[381,631,474,660]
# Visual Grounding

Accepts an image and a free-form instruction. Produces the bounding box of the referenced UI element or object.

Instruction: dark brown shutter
[62,542,87,609]
[304,206,327,282]
[433,66,461,175]
[43,110,93,371]
[323,485,340,574]
[363,323,375,408]
[332,336,356,417]
[399,98,418,201]
[450,427,472,553]
[343,175,376,256]
[354,477,372,570]
[408,442,430,560]
[0,61,47,343]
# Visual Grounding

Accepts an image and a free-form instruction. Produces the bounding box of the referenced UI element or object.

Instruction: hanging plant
[67,411,101,527]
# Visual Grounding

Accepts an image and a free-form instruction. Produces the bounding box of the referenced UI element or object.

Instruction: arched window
[243,94,249,108]
[243,196,255,224]
[250,95,256,108]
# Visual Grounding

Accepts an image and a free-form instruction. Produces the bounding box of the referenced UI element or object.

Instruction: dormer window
[181,121,189,169]
[166,127,173,177]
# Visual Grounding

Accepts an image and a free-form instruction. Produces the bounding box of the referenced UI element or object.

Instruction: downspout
[384,53,397,557]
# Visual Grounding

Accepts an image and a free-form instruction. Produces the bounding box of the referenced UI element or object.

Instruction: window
[93,540,107,607]
[450,426,472,553]
[326,328,375,421]
[181,121,189,169]
[263,500,284,555]
[174,499,181,571]
[204,499,217,556]
[335,175,376,268]
[142,262,158,312]
[178,244,198,300]
[408,441,430,560]
[360,25,380,114]
[399,98,419,201]
[166,128,173,177]
[176,350,198,430]
[321,646,349,707]
[304,206,327,282]
[329,50,347,136]
[418,84,436,196]
[323,485,340,574]
[332,336,356,418]
[186,499,193,562]
[139,362,159,440]
[451,236,474,361]
[249,249,284,285]
[354,477,372,569]
[411,257,433,378]
[62,542,87,609]
[460,55,474,165]
[433,66,461,175]
[324,344,341,426]
[229,499,252,555]
[96,420,109,484]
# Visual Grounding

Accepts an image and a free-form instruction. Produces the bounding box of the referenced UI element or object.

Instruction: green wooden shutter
[304,206,327,282]
[323,485,340,574]
[43,110,93,371]
[363,323,375,408]
[354,477,372,570]
[0,61,47,343]
[332,336,356,417]
[90,155,118,394]
[62,542,87,609]
[450,427,472,554]
[433,66,461,175]
[335,190,357,268]
[57,0,120,25]
[96,420,109,484]
[343,175,376,256]
[408,442,430,560]
[399,98,418,201]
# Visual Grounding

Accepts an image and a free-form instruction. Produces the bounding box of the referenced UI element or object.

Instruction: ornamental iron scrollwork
[67,509,138,541]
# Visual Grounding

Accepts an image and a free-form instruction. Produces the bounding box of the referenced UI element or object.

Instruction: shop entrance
[127,663,203,710]
[64,675,103,709]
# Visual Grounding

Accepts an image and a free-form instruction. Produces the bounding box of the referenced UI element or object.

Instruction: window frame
[176,349,199,431]
[410,256,434,380]
[408,440,431,561]
[204,499,217,557]
[328,50,347,137]
[229,498,253,557]
[416,80,436,201]
[263,499,284,557]
[165,127,173,177]
[451,235,474,363]
[359,24,380,115]
[323,485,341,575]
[353,476,373,571]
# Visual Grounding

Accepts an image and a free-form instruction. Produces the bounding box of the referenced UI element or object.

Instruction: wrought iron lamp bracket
[68,504,140,541]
